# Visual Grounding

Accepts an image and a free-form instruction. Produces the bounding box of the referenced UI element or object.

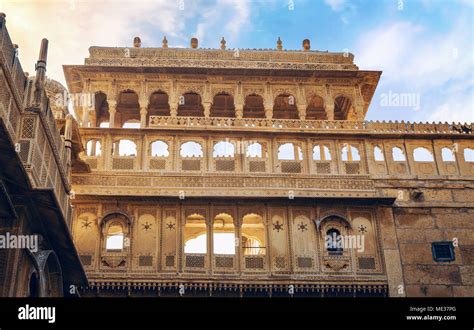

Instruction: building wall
[393,207,474,297]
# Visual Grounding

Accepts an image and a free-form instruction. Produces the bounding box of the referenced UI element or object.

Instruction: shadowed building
[0,13,87,297]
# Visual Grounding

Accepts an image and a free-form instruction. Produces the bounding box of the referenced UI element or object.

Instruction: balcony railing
[148,115,473,135]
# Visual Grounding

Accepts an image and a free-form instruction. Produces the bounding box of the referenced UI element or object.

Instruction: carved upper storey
[84,46,359,71]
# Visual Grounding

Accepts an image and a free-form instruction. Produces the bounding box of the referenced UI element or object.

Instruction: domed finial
[190,37,198,49]
[302,39,310,51]
[220,37,226,50]
[277,37,282,51]
[133,36,141,48]
[162,36,168,48]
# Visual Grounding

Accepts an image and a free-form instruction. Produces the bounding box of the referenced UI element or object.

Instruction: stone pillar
[64,114,73,176]
[354,104,365,121]
[170,105,177,118]
[376,207,406,297]
[297,103,307,120]
[81,107,89,127]
[203,102,211,118]
[325,103,334,121]
[140,106,147,128]
[235,104,243,119]
[108,101,116,128]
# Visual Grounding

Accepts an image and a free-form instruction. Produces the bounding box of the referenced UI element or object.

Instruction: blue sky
[3,0,473,122]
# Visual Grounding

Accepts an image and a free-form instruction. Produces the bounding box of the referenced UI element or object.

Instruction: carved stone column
[235,104,243,119]
[353,103,365,121]
[170,105,178,118]
[325,103,335,121]
[108,100,117,128]
[139,106,147,128]
[203,102,211,118]
[81,106,89,127]
[297,103,307,120]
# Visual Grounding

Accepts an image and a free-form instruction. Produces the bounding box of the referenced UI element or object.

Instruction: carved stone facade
[0,14,86,297]
[65,37,473,297]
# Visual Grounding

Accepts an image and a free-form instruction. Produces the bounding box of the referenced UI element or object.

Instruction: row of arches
[101,212,369,257]
[91,90,353,128]
[86,138,474,163]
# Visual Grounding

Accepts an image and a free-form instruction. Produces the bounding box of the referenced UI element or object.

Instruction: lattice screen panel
[165,255,175,267]
[297,256,313,269]
[139,255,153,267]
[149,158,167,170]
[345,162,360,174]
[358,256,376,270]
[214,256,234,268]
[182,159,201,171]
[244,256,265,270]
[20,117,36,138]
[112,157,134,170]
[281,161,302,173]
[185,255,205,268]
[315,162,331,174]
[215,159,235,171]
[249,160,266,172]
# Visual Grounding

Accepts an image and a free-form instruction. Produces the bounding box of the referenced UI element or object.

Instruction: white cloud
[355,18,473,123]
[1,0,252,87]
[324,0,347,11]
[355,20,473,89]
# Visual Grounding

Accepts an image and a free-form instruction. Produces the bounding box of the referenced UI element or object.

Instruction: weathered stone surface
[377,207,398,249]
[384,249,405,297]
[406,285,453,297]
[395,214,435,229]
[435,213,474,229]
[460,266,474,285]
[453,190,474,202]
[400,243,434,265]
[403,265,461,285]
[460,245,474,265]
[397,228,445,243]
[443,230,474,245]
[452,285,474,297]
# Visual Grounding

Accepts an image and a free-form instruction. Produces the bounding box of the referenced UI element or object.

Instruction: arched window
[117,90,140,127]
[113,139,137,156]
[210,93,235,118]
[413,147,434,162]
[441,147,455,162]
[213,141,235,158]
[464,148,474,162]
[148,91,170,117]
[326,228,343,255]
[94,92,109,127]
[392,147,406,161]
[374,146,384,161]
[150,140,169,157]
[341,144,360,161]
[243,94,265,118]
[273,94,298,119]
[306,95,326,120]
[86,139,102,156]
[180,141,203,158]
[28,272,39,298]
[313,145,331,161]
[278,143,303,160]
[106,223,124,251]
[213,213,235,255]
[184,214,207,254]
[334,95,352,120]
[247,142,263,158]
[242,213,266,255]
[177,92,204,117]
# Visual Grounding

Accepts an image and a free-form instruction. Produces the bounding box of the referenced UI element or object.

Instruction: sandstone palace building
[0,13,473,297]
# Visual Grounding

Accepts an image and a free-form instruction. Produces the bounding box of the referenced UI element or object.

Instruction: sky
[1,0,473,123]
